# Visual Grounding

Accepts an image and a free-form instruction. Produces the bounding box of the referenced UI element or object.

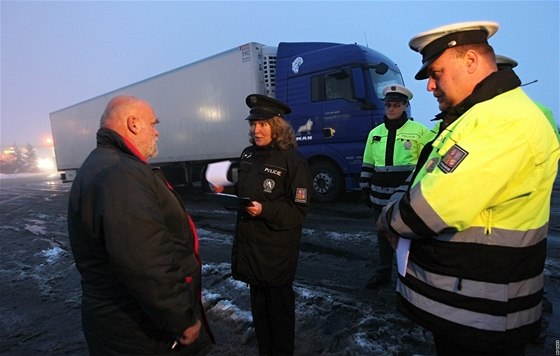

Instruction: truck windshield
[369,67,405,100]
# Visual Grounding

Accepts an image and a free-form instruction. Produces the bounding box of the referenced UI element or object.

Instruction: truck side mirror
[352,68,366,101]
[352,68,373,110]
[375,62,389,75]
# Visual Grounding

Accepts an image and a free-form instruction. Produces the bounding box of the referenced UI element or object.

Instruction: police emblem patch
[263,179,275,193]
[438,144,468,173]
[295,188,308,203]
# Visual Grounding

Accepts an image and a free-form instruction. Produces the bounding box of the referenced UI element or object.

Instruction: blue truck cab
[274,42,407,202]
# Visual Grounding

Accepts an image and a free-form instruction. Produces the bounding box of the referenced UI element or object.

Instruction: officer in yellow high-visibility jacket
[378,21,560,355]
[360,84,432,289]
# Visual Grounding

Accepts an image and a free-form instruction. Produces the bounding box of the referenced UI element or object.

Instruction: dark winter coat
[68,128,211,355]
[232,145,312,286]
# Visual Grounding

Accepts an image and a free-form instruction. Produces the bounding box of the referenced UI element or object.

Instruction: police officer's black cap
[245,94,292,121]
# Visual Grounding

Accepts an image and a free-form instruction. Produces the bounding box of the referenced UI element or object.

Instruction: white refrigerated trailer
[50,42,275,185]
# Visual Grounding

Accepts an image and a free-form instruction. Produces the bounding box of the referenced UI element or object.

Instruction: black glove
[362,189,373,208]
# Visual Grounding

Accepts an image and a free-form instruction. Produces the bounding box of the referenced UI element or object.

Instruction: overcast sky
[1,1,558,149]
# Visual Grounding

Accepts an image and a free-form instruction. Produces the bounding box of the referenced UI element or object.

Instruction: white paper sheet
[396,237,411,277]
[205,160,234,187]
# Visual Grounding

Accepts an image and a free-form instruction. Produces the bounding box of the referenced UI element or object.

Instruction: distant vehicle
[50,42,407,202]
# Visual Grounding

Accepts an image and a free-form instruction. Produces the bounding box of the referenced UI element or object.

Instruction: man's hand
[178,319,201,346]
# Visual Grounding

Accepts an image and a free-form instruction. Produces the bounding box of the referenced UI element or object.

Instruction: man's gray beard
[147,146,159,160]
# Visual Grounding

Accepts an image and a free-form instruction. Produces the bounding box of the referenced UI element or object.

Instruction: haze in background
[1,1,558,150]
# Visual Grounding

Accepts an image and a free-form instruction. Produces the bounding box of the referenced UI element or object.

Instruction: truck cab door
[288,68,377,147]
[317,68,376,144]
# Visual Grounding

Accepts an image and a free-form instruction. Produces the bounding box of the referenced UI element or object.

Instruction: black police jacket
[232,145,312,286]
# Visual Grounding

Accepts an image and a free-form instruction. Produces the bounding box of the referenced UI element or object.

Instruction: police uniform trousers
[250,284,295,356]
[373,204,393,279]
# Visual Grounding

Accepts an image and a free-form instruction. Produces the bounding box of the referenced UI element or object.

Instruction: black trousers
[373,204,393,277]
[250,284,295,356]
[433,334,526,356]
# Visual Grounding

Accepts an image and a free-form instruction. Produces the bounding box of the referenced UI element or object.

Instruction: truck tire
[309,161,344,203]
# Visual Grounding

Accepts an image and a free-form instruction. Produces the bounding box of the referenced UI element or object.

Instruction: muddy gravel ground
[1,172,559,355]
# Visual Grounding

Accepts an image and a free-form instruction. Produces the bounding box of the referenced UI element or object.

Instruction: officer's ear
[127,116,139,134]
[464,49,479,74]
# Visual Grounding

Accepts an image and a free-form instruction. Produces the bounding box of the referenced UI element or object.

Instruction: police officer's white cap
[495,54,518,69]
[382,84,413,102]
[409,21,499,80]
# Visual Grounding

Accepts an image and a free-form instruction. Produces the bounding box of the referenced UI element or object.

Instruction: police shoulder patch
[438,144,468,173]
[295,188,308,203]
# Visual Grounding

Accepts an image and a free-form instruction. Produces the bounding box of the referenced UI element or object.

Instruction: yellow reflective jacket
[412,88,558,233]
[385,77,560,351]
[360,117,432,206]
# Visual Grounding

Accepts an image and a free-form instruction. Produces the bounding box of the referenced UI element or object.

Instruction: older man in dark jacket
[68,95,212,355]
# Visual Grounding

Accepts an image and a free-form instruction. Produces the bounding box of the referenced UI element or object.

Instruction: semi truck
[50,41,407,202]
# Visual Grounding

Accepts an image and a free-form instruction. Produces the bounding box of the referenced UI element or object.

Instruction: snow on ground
[1,172,558,355]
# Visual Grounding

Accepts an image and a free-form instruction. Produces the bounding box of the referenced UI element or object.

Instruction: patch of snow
[207,299,252,324]
[40,246,65,263]
[24,224,46,236]
[197,228,232,243]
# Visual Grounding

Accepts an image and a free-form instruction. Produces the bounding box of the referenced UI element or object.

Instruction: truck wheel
[309,161,344,203]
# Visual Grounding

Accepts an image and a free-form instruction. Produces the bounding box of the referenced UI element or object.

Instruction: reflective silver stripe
[407,260,544,300]
[362,162,375,170]
[432,225,547,247]
[390,184,446,237]
[374,165,416,172]
[360,167,373,190]
[397,279,542,331]
[372,197,388,205]
[389,185,447,238]
[370,183,409,205]
[389,191,405,203]
[507,304,542,329]
[370,184,408,194]
[409,185,448,231]
[390,183,550,245]
[385,198,410,232]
